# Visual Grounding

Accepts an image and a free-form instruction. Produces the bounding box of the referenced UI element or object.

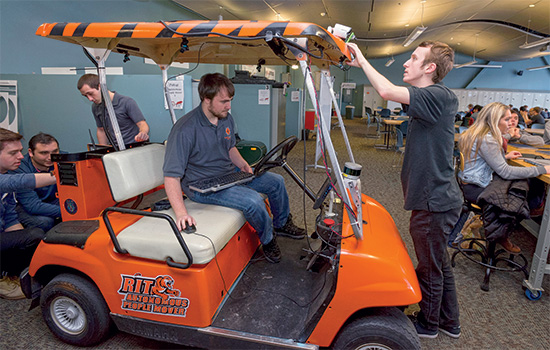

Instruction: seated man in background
[8,133,61,231]
[0,128,57,299]
[163,73,305,264]
[462,105,482,127]
[77,73,149,147]
[527,107,545,127]
[504,109,544,147]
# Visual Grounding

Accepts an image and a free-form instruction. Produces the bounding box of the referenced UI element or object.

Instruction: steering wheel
[254,136,298,176]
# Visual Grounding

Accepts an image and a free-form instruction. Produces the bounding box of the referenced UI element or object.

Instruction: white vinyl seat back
[102,144,165,202]
[116,199,246,265]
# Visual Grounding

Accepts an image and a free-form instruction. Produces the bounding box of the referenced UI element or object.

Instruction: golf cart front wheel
[332,307,420,350]
[41,273,112,346]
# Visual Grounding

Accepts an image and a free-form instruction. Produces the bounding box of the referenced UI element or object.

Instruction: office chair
[531,124,545,130]
[451,153,528,292]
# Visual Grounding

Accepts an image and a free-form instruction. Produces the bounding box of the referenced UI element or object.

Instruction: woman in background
[458,102,549,253]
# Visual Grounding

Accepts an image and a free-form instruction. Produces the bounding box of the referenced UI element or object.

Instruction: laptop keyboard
[188,171,255,193]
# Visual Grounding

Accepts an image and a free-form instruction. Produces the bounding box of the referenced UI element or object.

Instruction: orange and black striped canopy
[36,20,351,68]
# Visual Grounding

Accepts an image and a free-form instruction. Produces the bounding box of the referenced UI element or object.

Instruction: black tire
[40,273,112,346]
[332,307,420,350]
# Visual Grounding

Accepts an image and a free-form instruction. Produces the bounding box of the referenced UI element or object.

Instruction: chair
[392,127,405,167]
[450,153,528,292]
[379,108,391,118]
[397,120,409,137]
[365,107,373,117]
[531,123,545,130]
[366,115,382,139]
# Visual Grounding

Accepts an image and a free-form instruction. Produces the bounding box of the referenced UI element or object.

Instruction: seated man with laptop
[163,73,305,264]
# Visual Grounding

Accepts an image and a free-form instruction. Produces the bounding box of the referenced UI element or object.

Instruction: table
[524,128,544,136]
[375,118,407,150]
[508,145,550,299]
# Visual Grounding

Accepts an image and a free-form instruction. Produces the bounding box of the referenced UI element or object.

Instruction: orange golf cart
[22,20,422,349]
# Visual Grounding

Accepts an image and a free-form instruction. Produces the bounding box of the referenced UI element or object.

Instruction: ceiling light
[385,58,395,67]
[519,37,550,49]
[527,64,550,71]
[453,61,477,68]
[454,63,502,69]
[291,64,299,70]
[403,26,427,47]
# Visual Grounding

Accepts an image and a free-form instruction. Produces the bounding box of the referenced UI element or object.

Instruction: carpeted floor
[1,118,548,349]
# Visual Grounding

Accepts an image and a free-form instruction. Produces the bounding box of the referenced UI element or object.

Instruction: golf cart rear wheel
[332,307,420,350]
[41,273,112,346]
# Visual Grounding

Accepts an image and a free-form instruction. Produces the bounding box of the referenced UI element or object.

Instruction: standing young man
[163,73,305,264]
[77,74,149,147]
[347,41,463,339]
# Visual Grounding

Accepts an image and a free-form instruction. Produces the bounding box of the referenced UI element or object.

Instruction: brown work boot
[500,238,521,254]
[0,276,25,300]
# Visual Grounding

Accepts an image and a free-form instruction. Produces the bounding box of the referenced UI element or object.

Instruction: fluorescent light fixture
[454,63,502,69]
[527,64,550,71]
[403,26,427,47]
[453,61,477,68]
[385,58,395,67]
[519,37,550,49]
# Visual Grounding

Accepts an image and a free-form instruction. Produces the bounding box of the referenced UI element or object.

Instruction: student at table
[458,102,550,253]
[504,108,544,147]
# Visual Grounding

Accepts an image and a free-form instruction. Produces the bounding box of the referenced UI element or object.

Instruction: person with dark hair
[527,107,545,126]
[8,132,61,231]
[163,73,305,264]
[347,41,463,339]
[504,109,544,147]
[77,73,149,147]
[462,105,482,127]
[0,128,57,299]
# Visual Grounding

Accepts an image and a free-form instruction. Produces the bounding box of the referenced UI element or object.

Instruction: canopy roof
[36,20,351,69]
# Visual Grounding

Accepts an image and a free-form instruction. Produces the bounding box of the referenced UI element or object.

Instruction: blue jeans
[186,172,289,245]
[409,207,461,332]
[15,204,57,232]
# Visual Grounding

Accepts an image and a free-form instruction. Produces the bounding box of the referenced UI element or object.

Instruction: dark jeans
[15,204,58,232]
[0,227,45,276]
[410,207,461,332]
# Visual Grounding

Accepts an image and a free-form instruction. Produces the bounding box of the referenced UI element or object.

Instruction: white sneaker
[0,276,25,300]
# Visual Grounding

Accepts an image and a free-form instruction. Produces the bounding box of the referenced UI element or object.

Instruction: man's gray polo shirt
[163,104,236,192]
[92,92,145,146]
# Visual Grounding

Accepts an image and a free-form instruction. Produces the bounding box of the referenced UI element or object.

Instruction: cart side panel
[307,194,421,346]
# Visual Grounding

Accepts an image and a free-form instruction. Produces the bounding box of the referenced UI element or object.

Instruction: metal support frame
[287,39,362,239]
[160,65,178,125]
[83,47,126,150]
[523,186,550,294]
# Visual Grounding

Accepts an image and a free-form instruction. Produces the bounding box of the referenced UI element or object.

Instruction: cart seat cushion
[102,144,165,202]
[116,199,247,265]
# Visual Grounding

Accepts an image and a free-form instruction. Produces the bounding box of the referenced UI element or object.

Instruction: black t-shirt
[401,84,463,212]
